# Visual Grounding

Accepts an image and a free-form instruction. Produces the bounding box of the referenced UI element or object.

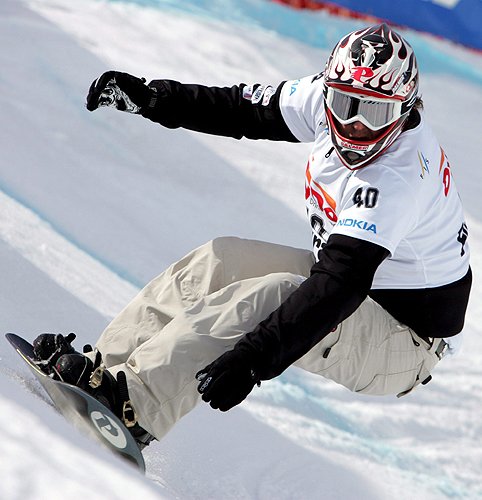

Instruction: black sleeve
[235,234,389,380]
[369,268,472,339]
[140,80,299,142]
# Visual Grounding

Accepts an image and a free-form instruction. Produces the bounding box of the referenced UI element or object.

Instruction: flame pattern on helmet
[325,23,418,100]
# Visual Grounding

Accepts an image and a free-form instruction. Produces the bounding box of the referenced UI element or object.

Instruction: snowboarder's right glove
[86,71,156,114]
[196,347,261,412]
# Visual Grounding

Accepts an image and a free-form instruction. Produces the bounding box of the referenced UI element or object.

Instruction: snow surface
[1,0,482,498]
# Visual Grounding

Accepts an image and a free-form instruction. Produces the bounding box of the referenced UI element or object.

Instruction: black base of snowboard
[6,333,145,472]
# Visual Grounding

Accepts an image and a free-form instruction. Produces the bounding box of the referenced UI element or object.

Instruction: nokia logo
[336,219,377,233]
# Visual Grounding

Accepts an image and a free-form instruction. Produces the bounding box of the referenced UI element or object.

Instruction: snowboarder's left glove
[86,71,156,113]
[196,348,260,412]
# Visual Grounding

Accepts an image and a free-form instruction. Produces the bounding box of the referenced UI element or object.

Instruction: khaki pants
[96,237,440,441]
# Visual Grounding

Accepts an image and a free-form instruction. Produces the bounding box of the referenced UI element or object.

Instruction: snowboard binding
[32,333,155,450]
[33,332,77,376]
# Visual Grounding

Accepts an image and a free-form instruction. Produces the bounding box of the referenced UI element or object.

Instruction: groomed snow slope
[1,1,482,499]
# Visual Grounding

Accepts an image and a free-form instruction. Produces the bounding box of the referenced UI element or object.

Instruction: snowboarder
[34,23,471,446]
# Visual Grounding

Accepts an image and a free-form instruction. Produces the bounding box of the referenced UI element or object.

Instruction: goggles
[325,87,403,131]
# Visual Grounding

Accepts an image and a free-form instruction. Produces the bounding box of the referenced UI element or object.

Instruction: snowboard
[5,333,145,472]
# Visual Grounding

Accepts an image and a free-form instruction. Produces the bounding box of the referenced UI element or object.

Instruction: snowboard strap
[86,348,138,428]
[88,349,105,389]
[117,370,138,428]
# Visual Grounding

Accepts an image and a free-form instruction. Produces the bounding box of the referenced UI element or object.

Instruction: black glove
[196,348,261,412]
[86,71,155,113]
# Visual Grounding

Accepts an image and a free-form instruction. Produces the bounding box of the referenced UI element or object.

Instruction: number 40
[353,187,379,208]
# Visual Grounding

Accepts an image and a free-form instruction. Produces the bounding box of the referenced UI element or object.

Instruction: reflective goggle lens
[328,89,400,130]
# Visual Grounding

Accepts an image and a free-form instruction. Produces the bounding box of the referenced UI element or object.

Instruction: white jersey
[280,75,470,290]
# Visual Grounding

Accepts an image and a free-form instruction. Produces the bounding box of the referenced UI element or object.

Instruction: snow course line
[0,189,140,320]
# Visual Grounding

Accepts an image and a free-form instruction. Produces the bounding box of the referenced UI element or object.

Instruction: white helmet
[324,23,419,169]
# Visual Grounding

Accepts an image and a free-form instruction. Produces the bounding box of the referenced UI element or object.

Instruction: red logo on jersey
[305,163,337,223]
[439,147,451,197]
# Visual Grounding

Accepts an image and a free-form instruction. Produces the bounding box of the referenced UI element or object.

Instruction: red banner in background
[269,0,482,51]
[269,0,392,22]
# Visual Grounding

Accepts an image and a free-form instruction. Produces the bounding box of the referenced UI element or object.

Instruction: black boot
[56,352,156,450]
[33,333,155,450]
[32,333,77,376]
[55,352,120,413]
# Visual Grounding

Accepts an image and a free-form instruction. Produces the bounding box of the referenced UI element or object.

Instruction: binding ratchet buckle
[89,350,105,389]
[122,400,138,428]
